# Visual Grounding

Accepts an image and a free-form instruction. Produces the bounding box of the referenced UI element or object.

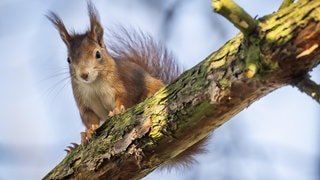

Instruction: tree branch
[44,1,320,179]
[212,0,257,35]
[279,0,294,10]
[293,75,320,103]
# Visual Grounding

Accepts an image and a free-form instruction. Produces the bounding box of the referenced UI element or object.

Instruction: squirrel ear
[88,2,104,46]
[47,11,72,47]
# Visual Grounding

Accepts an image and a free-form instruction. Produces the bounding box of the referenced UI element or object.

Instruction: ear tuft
[46,11,72,47]
[87,1,104,46]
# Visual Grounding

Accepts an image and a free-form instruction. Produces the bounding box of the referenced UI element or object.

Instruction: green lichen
[261,1,320,44]
[149,115,166,140]
[188,102,215,123]
[218,77,230,89]
[244,43,261,78]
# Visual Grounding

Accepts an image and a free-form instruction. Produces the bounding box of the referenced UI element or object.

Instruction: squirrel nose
[80,72,89,80]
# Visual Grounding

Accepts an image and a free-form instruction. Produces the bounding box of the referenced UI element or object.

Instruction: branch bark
[44,0,320,179]
[293,75,320,103]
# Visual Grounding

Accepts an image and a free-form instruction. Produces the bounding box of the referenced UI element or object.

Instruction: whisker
[39,67,69,82]
[42,74,71,102]
[38,66,70,97]
[50,78,72,103]
[40,72,70,83]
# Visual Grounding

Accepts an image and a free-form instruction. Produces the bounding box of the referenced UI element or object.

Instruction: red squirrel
[47,2,207,169]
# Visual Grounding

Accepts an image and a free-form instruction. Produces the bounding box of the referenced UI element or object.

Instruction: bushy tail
[106,27,183,84]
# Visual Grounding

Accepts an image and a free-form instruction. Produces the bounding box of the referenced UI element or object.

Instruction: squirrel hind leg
[79,108,100,144]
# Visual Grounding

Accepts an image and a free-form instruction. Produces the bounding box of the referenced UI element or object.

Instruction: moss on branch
[279,0,294,10]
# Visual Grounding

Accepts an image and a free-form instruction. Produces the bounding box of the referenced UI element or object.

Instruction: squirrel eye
[67,57,71,64]
[95,50,101,59]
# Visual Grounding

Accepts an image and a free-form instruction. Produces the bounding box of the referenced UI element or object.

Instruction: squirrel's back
[107,27,182,84]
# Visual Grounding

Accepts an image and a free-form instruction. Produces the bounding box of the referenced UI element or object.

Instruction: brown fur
[47,1,207,171]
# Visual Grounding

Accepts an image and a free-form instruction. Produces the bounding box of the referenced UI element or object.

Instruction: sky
[0,0,319,179]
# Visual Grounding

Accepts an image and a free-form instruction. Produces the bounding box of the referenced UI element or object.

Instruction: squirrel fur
[47,1,208,170]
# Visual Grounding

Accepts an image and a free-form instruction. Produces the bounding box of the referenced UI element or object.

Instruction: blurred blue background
[0,0,319,179]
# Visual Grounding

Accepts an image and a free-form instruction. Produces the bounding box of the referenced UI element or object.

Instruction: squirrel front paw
[65,124,99,154]
[80,124,100,145]
[108,105,126,117]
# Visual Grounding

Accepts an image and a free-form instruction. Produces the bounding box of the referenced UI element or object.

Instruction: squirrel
[47,1,208,170]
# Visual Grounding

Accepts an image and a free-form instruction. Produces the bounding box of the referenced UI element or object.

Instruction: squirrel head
[47,2,114,84]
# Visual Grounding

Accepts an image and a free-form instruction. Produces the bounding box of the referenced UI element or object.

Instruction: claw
[64,142,79,154]
[108,110,115,117]
[119,104,125,112]
[65,125,99,154]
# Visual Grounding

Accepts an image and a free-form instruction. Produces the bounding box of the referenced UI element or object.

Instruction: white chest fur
[76,80,115,121]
